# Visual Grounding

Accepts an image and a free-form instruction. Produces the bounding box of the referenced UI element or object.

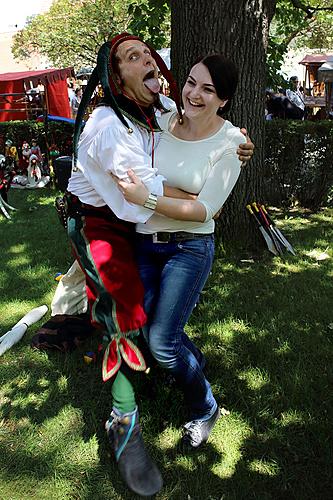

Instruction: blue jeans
[135,234,217,420]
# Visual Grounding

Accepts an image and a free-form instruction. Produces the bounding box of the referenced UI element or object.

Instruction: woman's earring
[219,100,227,112]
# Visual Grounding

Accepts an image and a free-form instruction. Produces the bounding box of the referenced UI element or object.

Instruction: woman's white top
[136,111,246,234]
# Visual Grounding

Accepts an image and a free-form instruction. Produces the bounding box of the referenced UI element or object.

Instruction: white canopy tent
[157,48,170,69]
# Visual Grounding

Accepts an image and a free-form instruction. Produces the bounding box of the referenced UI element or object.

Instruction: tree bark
[170,0,277,252]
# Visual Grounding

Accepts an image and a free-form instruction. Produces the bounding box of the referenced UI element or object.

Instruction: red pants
[68,206,147,337]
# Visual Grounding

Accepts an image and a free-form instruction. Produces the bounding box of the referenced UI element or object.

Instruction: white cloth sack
[51,261,87,316]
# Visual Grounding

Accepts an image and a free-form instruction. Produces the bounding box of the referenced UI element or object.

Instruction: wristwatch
[143,193,158,210]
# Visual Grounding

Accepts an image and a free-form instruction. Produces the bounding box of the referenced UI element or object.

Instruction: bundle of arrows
[246,202,295,256]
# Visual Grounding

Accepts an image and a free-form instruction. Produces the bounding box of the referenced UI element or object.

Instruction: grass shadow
[1,192,332,499]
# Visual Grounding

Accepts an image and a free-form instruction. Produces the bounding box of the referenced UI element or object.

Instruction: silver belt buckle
[152,232,169,243]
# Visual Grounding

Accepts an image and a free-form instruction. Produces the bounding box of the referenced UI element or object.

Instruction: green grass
[1,189,333,500]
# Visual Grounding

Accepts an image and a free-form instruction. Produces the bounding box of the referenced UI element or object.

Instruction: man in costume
[33,33,254,496]
[65,32,185,497]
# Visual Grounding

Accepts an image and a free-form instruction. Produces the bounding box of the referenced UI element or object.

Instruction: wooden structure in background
[299,54,333,117]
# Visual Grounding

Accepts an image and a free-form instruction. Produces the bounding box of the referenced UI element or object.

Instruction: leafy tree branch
[289,0,333,18]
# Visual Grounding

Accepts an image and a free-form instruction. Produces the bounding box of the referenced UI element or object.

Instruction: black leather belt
[80,203,120,222]
[136,231,211,243]
[65,193,133,230]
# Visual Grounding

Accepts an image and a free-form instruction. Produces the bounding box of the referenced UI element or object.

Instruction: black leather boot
[105,407,163,496]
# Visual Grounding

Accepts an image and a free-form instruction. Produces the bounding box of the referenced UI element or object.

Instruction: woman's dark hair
[199,54,238,115]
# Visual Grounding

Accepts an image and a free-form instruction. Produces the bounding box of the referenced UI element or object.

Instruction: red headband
[109,33,142,60]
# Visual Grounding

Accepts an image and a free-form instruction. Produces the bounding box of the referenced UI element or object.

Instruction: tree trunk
[170,0,276,252]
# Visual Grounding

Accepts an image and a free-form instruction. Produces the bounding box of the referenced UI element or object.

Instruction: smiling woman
[112,53,247,454]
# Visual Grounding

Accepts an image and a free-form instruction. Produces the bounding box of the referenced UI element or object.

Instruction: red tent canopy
[0,67,74,121]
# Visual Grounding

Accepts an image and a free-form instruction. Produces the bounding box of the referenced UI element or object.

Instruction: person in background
[5,139,19,169]
[30,138,42,163]
[67,81,75,102]
[70,87,82,119]
[21,141,32,171]
[285,76,305,120]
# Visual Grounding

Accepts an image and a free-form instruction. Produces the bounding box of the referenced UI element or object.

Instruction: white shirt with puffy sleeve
[68,104,168,223]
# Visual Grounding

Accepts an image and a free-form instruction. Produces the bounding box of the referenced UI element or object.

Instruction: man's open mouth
[143,70,160,94]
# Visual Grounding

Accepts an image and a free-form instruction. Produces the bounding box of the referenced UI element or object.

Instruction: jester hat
[73,32,182,167]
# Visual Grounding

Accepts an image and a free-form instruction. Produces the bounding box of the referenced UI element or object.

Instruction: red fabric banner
[47,79,71,118]
[0,79,27,122]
